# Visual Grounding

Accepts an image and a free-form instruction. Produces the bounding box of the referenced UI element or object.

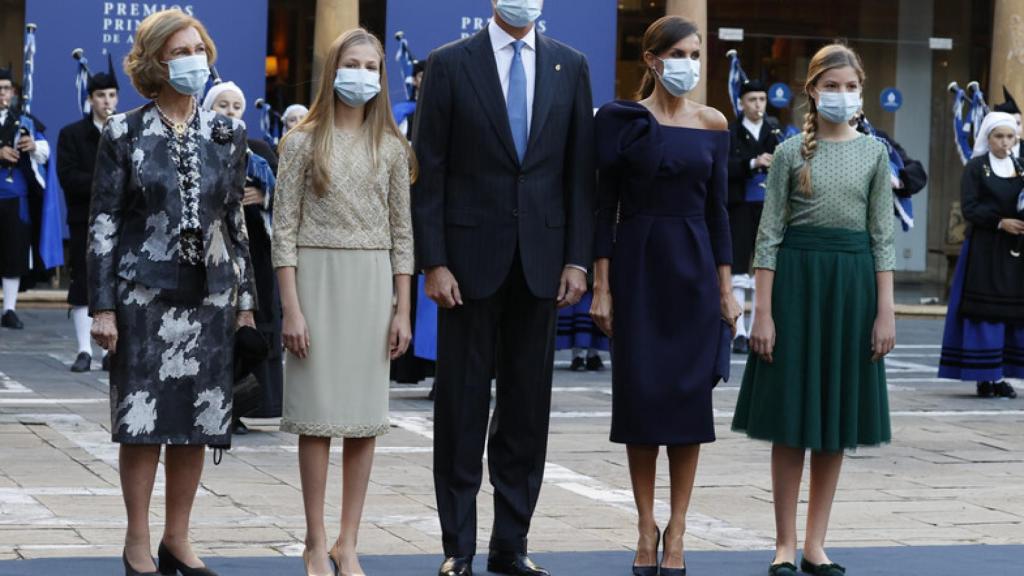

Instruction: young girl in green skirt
[731,44,896,576]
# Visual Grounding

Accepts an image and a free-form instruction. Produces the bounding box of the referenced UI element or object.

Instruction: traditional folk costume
[732,133,896,452]
[727,80,782,352]
[939,112,1024,398]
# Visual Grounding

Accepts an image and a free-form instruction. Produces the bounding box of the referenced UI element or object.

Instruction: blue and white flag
[73,50,90,116]
[949,83,971,165]
[726,49,748,119]
[394,31,416,101]
[967,82,990,144]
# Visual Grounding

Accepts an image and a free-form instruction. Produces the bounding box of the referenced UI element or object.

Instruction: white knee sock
[2,277,19,312]
[72,306,93,355]
[732,285,748,338]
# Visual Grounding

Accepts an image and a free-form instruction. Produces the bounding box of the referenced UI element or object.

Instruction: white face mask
[334,68,381,107]
[657,57,700,97]
[495,0,543,27]
[165,55,210,96]
[816,91,862,124]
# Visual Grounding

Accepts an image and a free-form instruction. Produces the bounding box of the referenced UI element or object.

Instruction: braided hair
[798,43,865,196]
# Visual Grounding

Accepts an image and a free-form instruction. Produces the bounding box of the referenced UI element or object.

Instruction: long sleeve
[270,132,308,269]
[388,144,414,275]
[56,127,94,203]
[727,127,754,204]
[562,56,595,270]
[867,145,896,271]
[411,50,453,270]
[226,126,257,311]
[29,137,49,165]
[706,132,732,265]
[752,142,791,271]
[961,160,1003,229]
[593,162,620,259]
[87,116,128,313]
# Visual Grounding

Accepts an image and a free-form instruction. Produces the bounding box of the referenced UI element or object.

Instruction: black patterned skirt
[109,265,236,446]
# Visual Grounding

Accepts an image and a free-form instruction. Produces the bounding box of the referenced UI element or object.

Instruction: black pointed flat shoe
[768,562,798,576]
[800,557,846,575]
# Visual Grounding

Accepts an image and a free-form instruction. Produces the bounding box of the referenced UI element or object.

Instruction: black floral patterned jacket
[87,103,256,313]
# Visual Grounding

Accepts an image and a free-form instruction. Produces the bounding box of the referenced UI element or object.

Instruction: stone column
[665,0,708,103]
[312,0,360,99]
[990,0,1024,107]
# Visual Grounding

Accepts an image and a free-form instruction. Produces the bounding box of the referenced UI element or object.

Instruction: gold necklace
[154,98,195,136]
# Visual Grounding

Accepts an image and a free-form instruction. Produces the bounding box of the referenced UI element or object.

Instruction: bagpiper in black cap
[86,53,119,94]
[0,63,12,82]
[994,85,1020,115]
[739,78,767,97]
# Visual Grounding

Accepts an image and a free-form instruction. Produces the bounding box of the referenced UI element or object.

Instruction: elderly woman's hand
[91,311,119,353]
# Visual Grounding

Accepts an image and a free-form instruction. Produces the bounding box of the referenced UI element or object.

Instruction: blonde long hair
[799,43,865,196]
[280,28,416,196]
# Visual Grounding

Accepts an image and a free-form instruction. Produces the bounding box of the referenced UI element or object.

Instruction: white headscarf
[283,104,309,123]
[201,81,246,115]
[972,111,1018,158]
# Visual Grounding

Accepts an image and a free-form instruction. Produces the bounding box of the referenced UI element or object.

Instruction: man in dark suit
[726,79,781,354]
[57,56,119,372]
[412,1,594,574]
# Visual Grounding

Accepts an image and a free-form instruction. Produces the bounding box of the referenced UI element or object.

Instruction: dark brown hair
[637,16,701,100]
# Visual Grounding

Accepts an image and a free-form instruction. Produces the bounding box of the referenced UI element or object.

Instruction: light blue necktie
[507,40,528,164]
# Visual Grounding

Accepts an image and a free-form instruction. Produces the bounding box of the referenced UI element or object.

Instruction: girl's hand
[871,310,896,362]
[750,312,776,363]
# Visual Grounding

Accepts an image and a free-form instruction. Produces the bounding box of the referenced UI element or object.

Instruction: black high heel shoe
[632,526,660,576]
[123,550,160,576]
[157,542,218,576]
[660,527,687,576]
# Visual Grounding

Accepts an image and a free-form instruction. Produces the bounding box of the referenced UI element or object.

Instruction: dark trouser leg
[434,292,500,557]
[488,262,556,554]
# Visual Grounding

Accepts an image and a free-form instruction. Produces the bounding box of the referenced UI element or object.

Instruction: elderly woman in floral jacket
[87,9,255,576]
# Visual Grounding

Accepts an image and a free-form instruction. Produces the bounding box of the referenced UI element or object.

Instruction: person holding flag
[727,78,782,354]
[855,112,928,232]
[0,43,56,330]
[57,52,119,371]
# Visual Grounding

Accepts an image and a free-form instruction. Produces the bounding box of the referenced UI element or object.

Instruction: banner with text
[384,0,617,109]
[25,0,268,139]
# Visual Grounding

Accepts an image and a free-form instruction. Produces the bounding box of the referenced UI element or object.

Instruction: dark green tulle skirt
[731,226,891,452]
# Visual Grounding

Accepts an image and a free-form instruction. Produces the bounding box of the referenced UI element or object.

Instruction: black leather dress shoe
[487,552,550,576]
[438,555,472,576]
[569,357,586,371]
[1,310,23,329]
[70,352,92,373]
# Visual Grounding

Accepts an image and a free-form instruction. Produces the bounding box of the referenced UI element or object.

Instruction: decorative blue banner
[25,0,268,139]
[384,0,617,109]
[880,87,903,112]
[768,82,792,109]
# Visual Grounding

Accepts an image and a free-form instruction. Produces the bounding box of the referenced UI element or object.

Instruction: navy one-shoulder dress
[595,101,732,446]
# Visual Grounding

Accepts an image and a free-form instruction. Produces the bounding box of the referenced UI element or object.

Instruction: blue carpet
[1,546,1020,575]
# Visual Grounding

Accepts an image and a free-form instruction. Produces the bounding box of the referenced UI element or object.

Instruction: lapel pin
[555,64,561,71]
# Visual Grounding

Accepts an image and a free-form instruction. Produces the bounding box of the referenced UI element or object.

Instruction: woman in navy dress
[590,15,740,576]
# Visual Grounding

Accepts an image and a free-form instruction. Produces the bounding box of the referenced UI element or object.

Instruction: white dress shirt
[742,117,764,171]
[489,18,536,134]
[0,108,49,166]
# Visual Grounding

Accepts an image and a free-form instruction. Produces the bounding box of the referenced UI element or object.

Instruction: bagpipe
[1011,152,1024,258]
[725,49,784,203]
[72,48,118,119]
[3,24,38,185]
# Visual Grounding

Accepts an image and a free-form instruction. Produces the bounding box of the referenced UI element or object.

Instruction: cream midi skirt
[280,248,392,438]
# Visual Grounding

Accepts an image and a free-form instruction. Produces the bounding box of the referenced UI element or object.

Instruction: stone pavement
[0,310,1022,571]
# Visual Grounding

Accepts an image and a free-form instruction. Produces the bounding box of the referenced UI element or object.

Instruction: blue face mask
[816,91,862,124]
[495,0,543,27]
[334,68,381,107]
[165,55,210,96]
[657,57,701,97]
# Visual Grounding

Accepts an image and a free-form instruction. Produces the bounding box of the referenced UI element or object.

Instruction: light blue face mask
[817,91,862,124]
[334,68,381,107]
[657,57,701,97]
[495,0,543,27]
[165,54,210,96]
